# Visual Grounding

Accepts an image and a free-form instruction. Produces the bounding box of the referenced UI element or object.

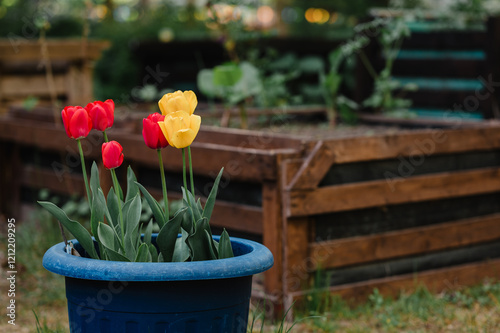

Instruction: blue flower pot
[43,235,273,333]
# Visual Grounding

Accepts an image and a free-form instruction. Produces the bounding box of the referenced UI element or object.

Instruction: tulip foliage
[39,92,234,262]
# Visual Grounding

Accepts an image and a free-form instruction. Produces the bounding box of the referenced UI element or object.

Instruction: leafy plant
[356,17,418,115]
[198,61,262,128]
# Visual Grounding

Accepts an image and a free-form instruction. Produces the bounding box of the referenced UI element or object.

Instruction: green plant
[38,92,234,263]
[356,18,417,116]
[198,61,262,128]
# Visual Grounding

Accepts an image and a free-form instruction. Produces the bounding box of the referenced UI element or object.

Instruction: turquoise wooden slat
[410,108,484,121]
[394,77,484,91]
[396,50,486,60]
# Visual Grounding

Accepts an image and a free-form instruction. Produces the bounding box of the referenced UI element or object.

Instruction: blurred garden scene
[2,0,500,331]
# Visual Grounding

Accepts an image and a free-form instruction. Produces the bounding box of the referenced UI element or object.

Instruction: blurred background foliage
[1,0,499,112]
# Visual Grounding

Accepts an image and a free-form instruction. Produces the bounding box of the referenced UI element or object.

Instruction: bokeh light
[257,5,275,27]
[305,8,330,24]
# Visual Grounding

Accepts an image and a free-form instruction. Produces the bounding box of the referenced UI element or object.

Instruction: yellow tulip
[158,90,198,116]
[158,111,201,148]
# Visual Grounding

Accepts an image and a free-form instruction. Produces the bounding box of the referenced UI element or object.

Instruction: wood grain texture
[288,167,500,216]
[0,118,299,182]
[291,258,500,303]
[0,40,110,61]
[310,213,500,269]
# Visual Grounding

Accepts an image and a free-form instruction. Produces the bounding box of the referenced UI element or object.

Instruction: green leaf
[157,207,187,262]
[125,166,139,203]
[90,162,100,197]
[143,219,153,245]
[172,229,190,262]
[213,62,242,87]
[106,188,120,230]
[187,218,216,261]
[124,195,142,238]
[149,243,158,262]
[103,248,130,262]
[135,243,150,262]
[136,182,166,229]
[90,189,107,239]
[124,234,137,261]
[202,168,224,221]
[97,222,121,253]
[183,188,202,222]
[218,229,234,259]
[38,201,99,259]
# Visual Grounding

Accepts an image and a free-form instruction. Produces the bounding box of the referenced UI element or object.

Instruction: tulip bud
[102,141,124,169]
[158,90,197,116]
[142,113,168,149]
[85,99,115,131]
[61,106,92,139]
[158,110,201,149]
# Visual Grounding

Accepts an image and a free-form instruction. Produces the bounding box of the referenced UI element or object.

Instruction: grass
[3,208,500,332]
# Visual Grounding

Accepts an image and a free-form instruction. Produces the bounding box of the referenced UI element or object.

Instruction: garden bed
[2,106,500,315]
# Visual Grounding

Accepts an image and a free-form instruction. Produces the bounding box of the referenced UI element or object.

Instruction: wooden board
[288,167,500,216]
[286,125,500,191]
[291,258,500,303]
[0,118,300,182]
[310,213,500,269]
[0,74,67,97]
[0,40,111,61]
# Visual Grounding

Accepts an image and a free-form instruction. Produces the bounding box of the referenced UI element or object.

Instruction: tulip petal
[189,114,201,133]
[69,108,91,139]
[170,128,197,149]
[158,120,173,147]
[166,96,190,115]
[183,90,198,115]
[158,95,169,115]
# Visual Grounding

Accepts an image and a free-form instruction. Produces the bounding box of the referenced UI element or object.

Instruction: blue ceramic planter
[43,235,273,333]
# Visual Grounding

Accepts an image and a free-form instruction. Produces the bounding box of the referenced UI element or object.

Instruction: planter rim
[43,235,273,281]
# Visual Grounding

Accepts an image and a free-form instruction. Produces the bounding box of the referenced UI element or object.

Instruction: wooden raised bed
[282,121,500,309]
[2,107,500,315]
[0,39,110,113]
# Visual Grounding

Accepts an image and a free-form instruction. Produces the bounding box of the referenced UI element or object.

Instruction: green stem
[188,146,195,196]
[103,130,109,143]
[182,148,188,193]
[77,139,91,208]
[358,50,378,80]
[157,149,169,221]
[110,168,124,244]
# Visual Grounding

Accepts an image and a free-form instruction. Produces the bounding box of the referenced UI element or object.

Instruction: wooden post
[262,153,285,316]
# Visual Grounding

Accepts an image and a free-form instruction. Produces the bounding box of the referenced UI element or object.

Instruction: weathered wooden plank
[287,126,500,191]
[310,213,500,269]
[0,40,111,61]
[0,118,298,181]
[20,165,263,234]
[291,258,500,303]
[285,218,311,293]
[0,74,67,96]
[262,179,284,308]
[288,167,500,216]
[287,141,331,190]
[329,126,500,164]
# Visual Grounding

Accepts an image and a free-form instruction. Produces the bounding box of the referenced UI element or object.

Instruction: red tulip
[102,141,124,169]
[85,99,115,131]
[142,113,168,149]
[61,106,92,139]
